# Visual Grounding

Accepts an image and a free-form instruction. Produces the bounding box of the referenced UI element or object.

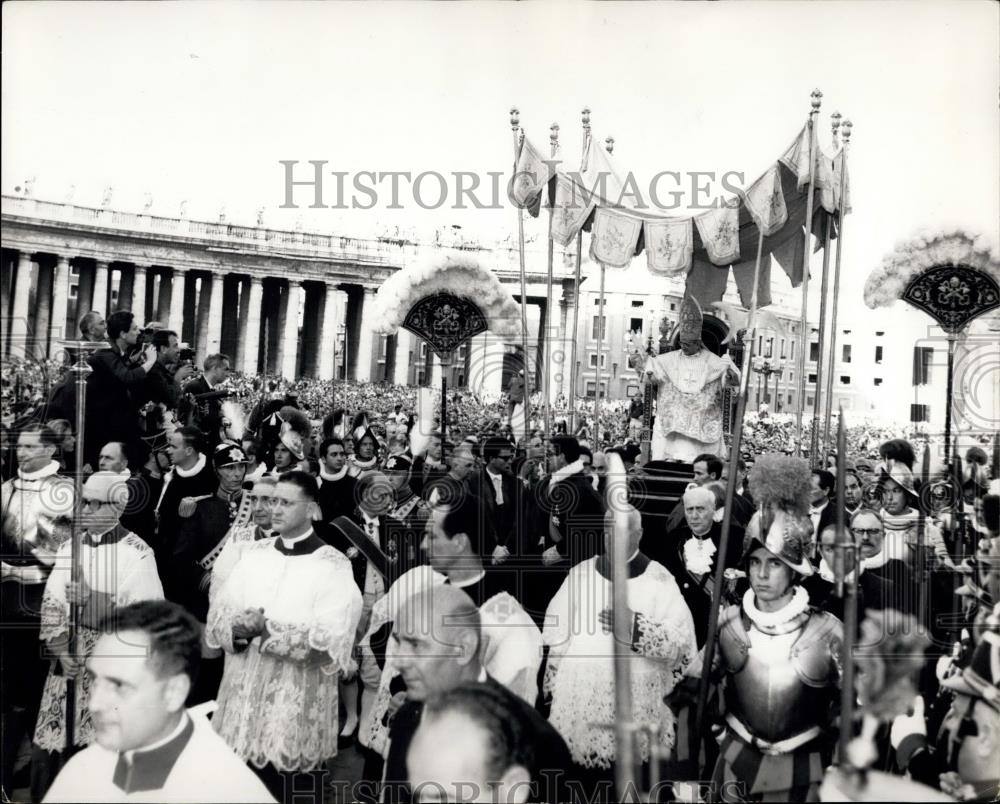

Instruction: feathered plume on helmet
[743,454,815,576]
[278,406,312,461]
[352,411,378,448]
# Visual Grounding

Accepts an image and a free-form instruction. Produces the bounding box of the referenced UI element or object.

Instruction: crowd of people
[1,307,999,804]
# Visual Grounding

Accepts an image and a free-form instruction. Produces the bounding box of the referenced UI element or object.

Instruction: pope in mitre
[644,295,740,462]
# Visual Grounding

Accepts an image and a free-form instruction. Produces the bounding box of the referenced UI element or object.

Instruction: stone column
[318,282,339,381]
[92,260,110,315]
[241,276,263,374]
[281,280,302,380]
[132,266,148,323]
[33,261,53,361]
[156,272,171,322]
[354,287,377,382]
[393,329,412,385]
[233,277,251,372]
[205,271,224,356]
[300,285,322,377]
[168,267,187,337]
[116,266,134,314]
[49,256,71,355]
[9,253,34,358]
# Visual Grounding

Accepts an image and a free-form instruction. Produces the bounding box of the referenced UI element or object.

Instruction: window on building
[419,342,427,358]
[629,317,643,333]
[588,353,607,369]
[876,331,884,337]
[875,345,883,364]
[840,375,851,385]
[669,302,676,311]
[789,371,794,382]
[842,344,851,363]
[790,342,795,360]
[809,342,819,362]
[874,377,883,386]
[780,338,786,358]
[808,373,817,384]
[631,300,643,308]
[910,403,929,423]
[591,315,607,340]
[765,338,774,358]
[913,346,933,385]
[758,335,763,353]
[843,329,851,335]
[787,393,793,404]
[807,395,814,406]
[585,381,607,398]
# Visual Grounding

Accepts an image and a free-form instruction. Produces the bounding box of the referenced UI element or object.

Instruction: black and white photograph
[2,1,999,802]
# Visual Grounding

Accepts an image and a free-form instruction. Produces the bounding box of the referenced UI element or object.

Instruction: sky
[2,0,998,331]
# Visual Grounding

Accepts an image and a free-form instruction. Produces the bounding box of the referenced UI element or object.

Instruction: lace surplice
[205,540,362,772]
[542,557,697,769]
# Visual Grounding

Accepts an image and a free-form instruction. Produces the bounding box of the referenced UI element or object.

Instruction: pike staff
[544,123,560,438]
[694,226,766,754]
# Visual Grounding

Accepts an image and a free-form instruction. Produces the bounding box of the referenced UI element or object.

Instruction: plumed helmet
[742,507,815,577]
[278,407,312,461]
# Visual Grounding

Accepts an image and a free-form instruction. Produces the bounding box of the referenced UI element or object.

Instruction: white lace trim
[742,585,809,630]
[682,536,716,576]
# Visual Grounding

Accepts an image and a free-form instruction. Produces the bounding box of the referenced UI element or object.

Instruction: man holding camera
[84,311,157,468]
[141,329,195,411]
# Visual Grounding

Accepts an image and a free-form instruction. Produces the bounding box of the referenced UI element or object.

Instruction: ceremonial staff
[510,107,531,448]
[544,122,559,438]
[822,118,852,457]
[917,443,930,627]
[566,108,590,435]
[951,440,966,640]
[694,226,766,749]
[794,89,822,458]
[63,340,95,752]
[833,407,859,765]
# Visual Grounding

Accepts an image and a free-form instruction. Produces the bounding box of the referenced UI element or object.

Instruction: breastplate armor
[1,475,73,565]
[719,606,841,743]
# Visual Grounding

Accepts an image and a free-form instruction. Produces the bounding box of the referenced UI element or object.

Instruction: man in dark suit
[805,522,898,629]
[410,432,448,500]
[809,469,837,563]
[181,353,231,445]
[139,329,193,411]
[473,436,517,564]
[83,310,157,467]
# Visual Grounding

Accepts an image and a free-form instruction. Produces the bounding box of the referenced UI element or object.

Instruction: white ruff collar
[743,585,809,630]
[861,550,890,571]
[18,460,60,481]
[174,453,206,478]
[351,456,377,469]
[320,465,348,482]
[549,459,584,485]
[818,557,864,584]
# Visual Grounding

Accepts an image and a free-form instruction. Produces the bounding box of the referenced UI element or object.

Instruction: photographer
[83,310,156,468]
[141,329,194,410]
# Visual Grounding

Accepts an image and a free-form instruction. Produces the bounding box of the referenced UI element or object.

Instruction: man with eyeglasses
[30,471,163,799]
[850,508,917,616]
[206,471,361,803]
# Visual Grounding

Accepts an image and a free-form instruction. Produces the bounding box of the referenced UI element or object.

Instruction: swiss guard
[711,498,844,802]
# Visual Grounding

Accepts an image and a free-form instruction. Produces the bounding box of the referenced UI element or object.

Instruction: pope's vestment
[644,348,739,462]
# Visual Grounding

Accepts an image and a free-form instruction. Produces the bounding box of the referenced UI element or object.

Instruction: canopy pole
[822,118,852,458]
[810,217,833,464]
[794,89,823,459]
[511,107,531,448]
[695,226,765,757]
[593,261,607,447]
[834,406,859,765]
[567,108,591,435]
[544,123,560,438]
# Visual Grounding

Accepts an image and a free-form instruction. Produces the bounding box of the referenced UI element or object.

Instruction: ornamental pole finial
[810,88,823,113]
[509,107,520,131]
[605,136,615,154]
[581,107,591,132]
[841,119,853,144]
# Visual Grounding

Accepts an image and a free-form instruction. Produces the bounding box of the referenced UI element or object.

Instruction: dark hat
[213,442,248,469]
[384,454,413,473]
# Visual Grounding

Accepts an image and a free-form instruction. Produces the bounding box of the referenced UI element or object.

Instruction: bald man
[380,585,485,804]
[645,484,744,649]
